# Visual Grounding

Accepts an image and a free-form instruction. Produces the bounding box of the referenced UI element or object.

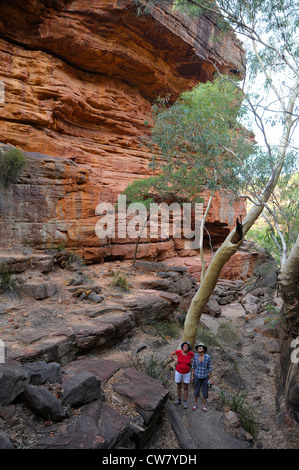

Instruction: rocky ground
[0,249,298,449]
[100,313,299,450]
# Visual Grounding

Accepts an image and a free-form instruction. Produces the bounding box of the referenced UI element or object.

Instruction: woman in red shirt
[170,342,194,409]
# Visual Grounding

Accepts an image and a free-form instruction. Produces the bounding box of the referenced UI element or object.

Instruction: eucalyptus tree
[121,77,254,269]
[134,0,299,342]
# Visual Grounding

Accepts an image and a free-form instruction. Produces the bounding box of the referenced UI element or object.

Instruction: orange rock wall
[0,0,246,262]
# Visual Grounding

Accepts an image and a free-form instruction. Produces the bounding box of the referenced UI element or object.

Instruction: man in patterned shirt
[191,343,213,412]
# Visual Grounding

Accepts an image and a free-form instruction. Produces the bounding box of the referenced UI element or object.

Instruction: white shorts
[175,370,191,384]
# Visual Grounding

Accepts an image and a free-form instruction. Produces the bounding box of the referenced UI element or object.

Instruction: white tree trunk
[278,235,299,335]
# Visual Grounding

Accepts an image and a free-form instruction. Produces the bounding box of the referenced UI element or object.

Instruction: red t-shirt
[175,350,194,374]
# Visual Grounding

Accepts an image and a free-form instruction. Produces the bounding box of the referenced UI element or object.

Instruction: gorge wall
[0,0,246,263]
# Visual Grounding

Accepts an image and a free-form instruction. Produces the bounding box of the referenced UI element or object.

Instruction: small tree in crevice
[0,148,27,188]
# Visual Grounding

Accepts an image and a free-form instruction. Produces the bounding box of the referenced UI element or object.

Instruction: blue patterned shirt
[192,353,212,379]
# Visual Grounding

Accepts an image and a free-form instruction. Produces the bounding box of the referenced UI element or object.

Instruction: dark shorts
[193,376,209,399]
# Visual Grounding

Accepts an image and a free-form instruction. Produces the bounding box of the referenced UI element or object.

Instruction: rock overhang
[0,0,247,255]
[0,0,244,101]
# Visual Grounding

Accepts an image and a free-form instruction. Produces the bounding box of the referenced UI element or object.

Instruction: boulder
[225,410,239,424]
[23,361,62,385]
[32,257,54,273]
[241,293,265,315]
[73,323,116,352]
[0,358,29,406]
[24,384,66,422]
[61,371,104,408]
[218,294,235,305]
[87,292,104,303]
[203,295,222,317]
[11,328,78,366]
[20,283,58,300]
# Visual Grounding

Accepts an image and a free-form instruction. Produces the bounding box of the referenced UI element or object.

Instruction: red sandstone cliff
[0,0,246,262]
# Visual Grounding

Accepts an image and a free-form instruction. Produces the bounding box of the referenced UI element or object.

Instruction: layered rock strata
[0,0,246,261]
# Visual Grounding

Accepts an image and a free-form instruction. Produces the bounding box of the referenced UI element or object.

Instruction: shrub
[131,355,170,389]
[218,391,258,439]
[66,250,85,267]
[111,271,131,292]
[0,148,27,188]
[0,265,20,296]
[196,326,222,349]
[144,319,181,340]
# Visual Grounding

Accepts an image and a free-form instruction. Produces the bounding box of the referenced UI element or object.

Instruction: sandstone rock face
[0,0,246,261]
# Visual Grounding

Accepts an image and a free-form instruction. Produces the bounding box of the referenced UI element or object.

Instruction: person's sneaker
[183,401,188,409]
[174,399,181,405]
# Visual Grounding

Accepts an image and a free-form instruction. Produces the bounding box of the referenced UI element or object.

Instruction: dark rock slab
[32,401,131,449]
[135,261,187,273]
[0,358,29,406]
[122,291,179,325]
[10,329,77,365]
[165,400,196,449]
[24,384,66,422]
[141,273,193,295]
[98,311,135,337]
[32,401,104,449]
[113,368,169,425]
[140,278,173,291]
[61,371,104,407]
[23,361,62,385]
[73,323,115,351]
[62,357,120,384]
[74,301,126,318]
[99,403,133,449]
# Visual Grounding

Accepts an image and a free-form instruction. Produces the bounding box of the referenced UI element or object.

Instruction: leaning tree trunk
[278,235,299,336]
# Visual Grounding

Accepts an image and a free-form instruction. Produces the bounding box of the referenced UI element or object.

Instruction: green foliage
[132,354,171,388]
[264,304,287,328]
[110,271,131,292]
[122,77,259,231]
[0,265,20,296]
[144,319,181,339]
[196,326,222,349]
[248,172,299,263]
[66,250,85,267]
[120,171,204,212]
[0,148,27,188]
[145,77,257,199]
[219,390,258,439]
[248,225,280,262]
